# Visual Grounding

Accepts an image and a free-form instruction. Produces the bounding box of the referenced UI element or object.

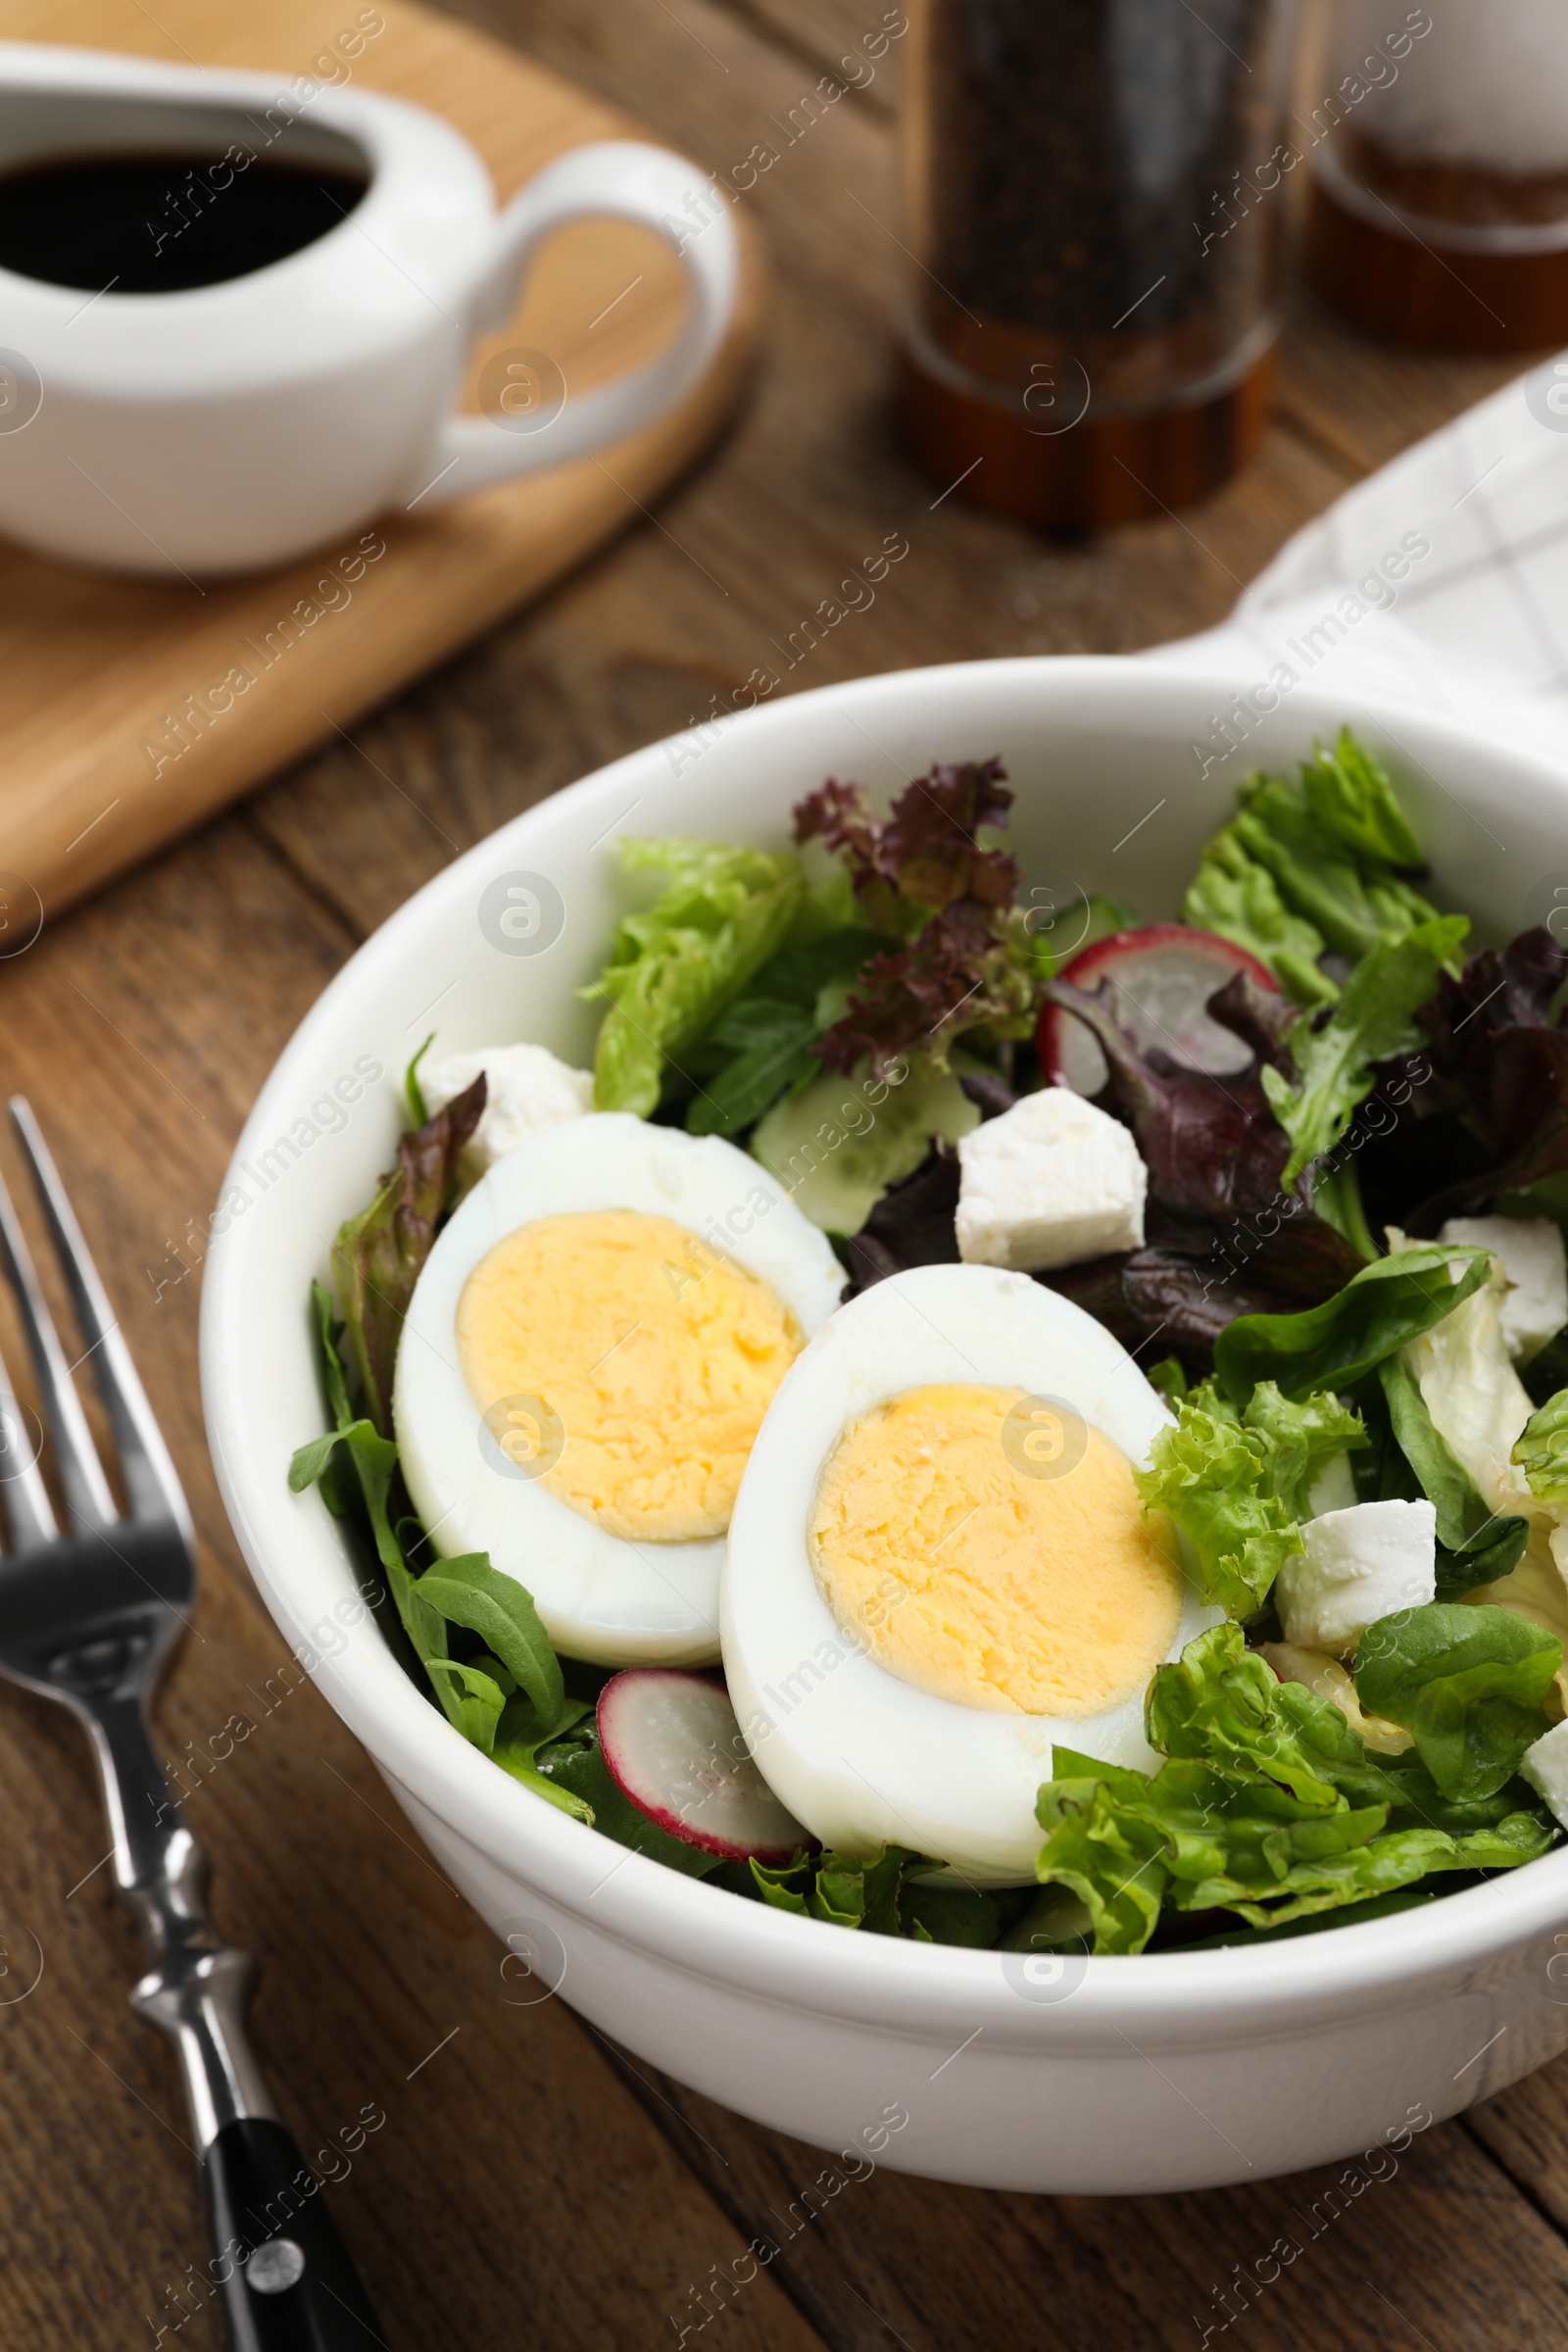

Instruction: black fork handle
[203,2118,384,2351]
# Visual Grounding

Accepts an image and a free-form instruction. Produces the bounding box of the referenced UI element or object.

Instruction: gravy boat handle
[411,138,741,502]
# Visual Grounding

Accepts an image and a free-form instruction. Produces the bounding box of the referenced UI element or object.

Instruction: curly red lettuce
[793,760,1034,1083]
[332,1074,485,1435]
[1378,926,1568,1228]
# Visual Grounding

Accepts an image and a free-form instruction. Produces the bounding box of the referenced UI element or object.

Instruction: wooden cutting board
[0,0,763,924]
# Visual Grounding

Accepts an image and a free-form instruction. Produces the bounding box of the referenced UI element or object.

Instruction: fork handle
[87,1691,383,2351]
[203,2117,384,2351]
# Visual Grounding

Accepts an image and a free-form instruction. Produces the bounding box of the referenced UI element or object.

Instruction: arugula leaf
[1213,1246,1493,1408]
[405,1033,434,1127]
[1183,833,1338,1008]
[294,1284,460,1719]
[1300,729,1424,869]
[583,838,804,1117]
[1514,1388,1568,1502]
[535,1724,732,1876]
[1381,1355,1529,1592]
[332,1077,486,1436]
[294,1281,584,1794]
[426,1658,509,1754]
[1134,1381,1363,1618]
[684,998,816,1137]
[900,1877,1035,1948]
[415,1552,564,1730]
[1355,1604,1562,1800]
[1262,917,1470,1187]
[490,1691,595,1821]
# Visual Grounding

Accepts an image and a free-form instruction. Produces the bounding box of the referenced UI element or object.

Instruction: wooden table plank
[611,2052,1568,2352]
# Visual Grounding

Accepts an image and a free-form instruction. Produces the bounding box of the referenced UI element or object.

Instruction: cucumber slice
[750,1069,979,1235]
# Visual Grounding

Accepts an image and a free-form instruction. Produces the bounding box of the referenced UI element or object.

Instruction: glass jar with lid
[1308,2,1568,350]
[898,0,1302,528]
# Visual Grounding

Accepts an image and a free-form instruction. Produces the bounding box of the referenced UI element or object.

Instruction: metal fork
[0,1099,381,2351]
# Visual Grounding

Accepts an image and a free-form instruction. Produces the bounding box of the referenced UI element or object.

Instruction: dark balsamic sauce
[0,151,369,294]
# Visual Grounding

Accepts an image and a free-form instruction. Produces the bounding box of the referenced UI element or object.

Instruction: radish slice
[1038,925,1278,1098]
[597,1669,811,1863]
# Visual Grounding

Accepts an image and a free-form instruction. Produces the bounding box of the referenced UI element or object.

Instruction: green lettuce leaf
[1182,832,1338,1008]
[1034,1754,1171,1955]
[1134,1381,1363,1618]
[1227,770,1446,965]
[750,1844,928,1934]
[1513,1388,1568,1503]
[1300,729,1424,869]
[1037,1620,1562,1951]
[1145,1622,1350,1807]
[584,838,804,1116]
[1213,1246,1493,1408]
[1261,916,1471,1186]
[1355,1604,1563,1800]
[1381,1355,1529,1592]
[1036,1736,1552,1954]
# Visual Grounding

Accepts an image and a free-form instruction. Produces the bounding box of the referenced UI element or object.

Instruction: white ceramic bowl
[201,658,1568,2195]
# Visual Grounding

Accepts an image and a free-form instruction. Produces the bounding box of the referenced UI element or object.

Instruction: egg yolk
[456,1208,803,1543]
[808,1382,1182,1715]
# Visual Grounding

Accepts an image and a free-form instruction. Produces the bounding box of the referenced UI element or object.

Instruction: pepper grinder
[898,0,1302,529]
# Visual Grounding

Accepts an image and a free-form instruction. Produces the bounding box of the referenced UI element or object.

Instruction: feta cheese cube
[1520,1717,1568,1830]
[955,1088,1147,1273]
[1275,1498,1437,1657]
[1440,1215,1568,1364]
[420,1043,593,1173]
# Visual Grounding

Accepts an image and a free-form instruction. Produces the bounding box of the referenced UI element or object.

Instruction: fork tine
[0,1326,60,1550]
[0,1151,118,1532]
[8,1101,192,1543]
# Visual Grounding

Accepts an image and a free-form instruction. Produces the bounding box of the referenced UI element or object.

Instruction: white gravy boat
[0,41,739,576]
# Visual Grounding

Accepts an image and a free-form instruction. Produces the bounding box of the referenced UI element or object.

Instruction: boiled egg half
[395,1113,845,1665]
[722,1264,1221,1880]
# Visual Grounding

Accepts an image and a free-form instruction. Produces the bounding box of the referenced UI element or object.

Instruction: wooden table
[4,3,1566,2346]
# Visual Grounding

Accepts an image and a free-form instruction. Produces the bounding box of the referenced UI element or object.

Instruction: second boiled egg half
[722,1264,1222,1880]
[395,1113,845,1665]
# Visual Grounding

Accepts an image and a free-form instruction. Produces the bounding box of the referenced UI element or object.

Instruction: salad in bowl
[287,717,1568,1966]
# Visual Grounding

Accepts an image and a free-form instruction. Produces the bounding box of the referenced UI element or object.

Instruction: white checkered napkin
[1145,351,1568,761]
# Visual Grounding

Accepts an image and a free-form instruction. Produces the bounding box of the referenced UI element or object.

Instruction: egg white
[394,1113,846,1666]
[722,1263,1222,1881]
